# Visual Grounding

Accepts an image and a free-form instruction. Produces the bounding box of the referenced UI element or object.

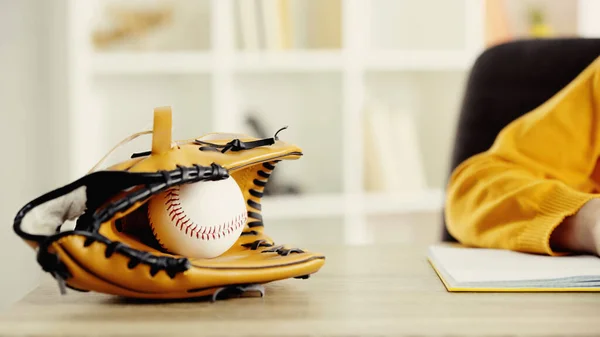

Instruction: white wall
[0,0,68,309]
[578,0,600,37]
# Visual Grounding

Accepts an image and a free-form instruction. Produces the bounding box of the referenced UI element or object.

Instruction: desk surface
[1,244,599,336]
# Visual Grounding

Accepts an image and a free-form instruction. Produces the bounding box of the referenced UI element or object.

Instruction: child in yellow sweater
[445,55,600,257]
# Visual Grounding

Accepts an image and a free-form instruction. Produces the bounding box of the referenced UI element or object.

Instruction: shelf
[262,193,347,219]
[261,189,445,220]
[93,52,214,74]
[365,51,475,71]
[362,189,445,215]
[93,50,344,74]
[233,51,344,72]
[92,50,475,74]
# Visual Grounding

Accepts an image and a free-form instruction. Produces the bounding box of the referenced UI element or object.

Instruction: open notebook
[427,244,600,292]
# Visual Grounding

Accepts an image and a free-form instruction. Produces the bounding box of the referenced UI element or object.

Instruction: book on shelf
[428,243,600,292]
[234,0,341,51]
[304,0,341,49]
[363,99,427,193]
[257,0,281,49]
[235,0,291,50]
[235,0,261,50]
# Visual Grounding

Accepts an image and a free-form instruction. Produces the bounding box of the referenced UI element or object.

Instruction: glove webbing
[19,163,229,294]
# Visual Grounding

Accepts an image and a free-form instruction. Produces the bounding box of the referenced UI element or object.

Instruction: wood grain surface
[1,243,599,337]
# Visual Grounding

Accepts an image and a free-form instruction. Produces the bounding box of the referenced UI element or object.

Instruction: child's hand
[551,198,600,256]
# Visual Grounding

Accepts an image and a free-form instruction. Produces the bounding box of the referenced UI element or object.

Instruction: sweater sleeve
[445,56,600,256]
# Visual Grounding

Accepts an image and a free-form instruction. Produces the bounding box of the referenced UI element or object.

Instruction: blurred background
[1,0,599,309]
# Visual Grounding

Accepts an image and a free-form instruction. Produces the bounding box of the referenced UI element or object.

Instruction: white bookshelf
[93,50,478,74]
[234,50,344,71]
[261,189,445,220]
[64,0,600,242]
[93,52,215,74]
[365,51,476,71]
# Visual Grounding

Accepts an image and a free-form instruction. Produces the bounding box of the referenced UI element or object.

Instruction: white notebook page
[429,245,600,283]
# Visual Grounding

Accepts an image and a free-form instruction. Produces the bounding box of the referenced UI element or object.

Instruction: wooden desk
[1,244,599,336]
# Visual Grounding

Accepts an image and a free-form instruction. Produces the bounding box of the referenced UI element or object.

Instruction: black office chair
[441,38,600,242]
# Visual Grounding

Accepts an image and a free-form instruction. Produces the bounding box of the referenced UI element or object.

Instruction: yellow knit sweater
[445,55,600,256]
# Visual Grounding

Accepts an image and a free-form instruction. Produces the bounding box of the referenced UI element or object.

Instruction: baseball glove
[13,107,325,300]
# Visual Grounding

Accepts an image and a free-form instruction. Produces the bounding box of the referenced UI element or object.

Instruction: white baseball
[147,177,247,259]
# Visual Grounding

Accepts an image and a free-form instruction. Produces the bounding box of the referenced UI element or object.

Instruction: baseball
[147,176,247,259]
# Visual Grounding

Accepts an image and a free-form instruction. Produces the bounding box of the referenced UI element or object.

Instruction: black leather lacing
[239,242,304,256]
[196,126,288,153]
[261,245,304,256]
[90,164,228,232]
[237,158,304,256]
[247,199,261,210]
[241,239,273,250]
[238,160,304,254]
[77,232,190,278]
[240,230,259,236]
[244,161,279,232]
[131,150,151,158]
[36,246,70,294]
[26,163,229,292]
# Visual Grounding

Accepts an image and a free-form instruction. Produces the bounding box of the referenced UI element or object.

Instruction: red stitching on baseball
[193,224,199,235]
[175,217,184,229]
[161,186,248,241]
[191,225,200,238]
[180,218,190,230]
[171,210,184,222]
[185,222,195,234]
[169,207,181,216]
[165,191,180,205]
[167,203,180,211]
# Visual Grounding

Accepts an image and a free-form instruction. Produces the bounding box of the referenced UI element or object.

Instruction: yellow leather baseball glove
[13,107,325,300]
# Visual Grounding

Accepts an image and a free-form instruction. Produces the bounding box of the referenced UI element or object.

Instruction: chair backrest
[442,38,600,242]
